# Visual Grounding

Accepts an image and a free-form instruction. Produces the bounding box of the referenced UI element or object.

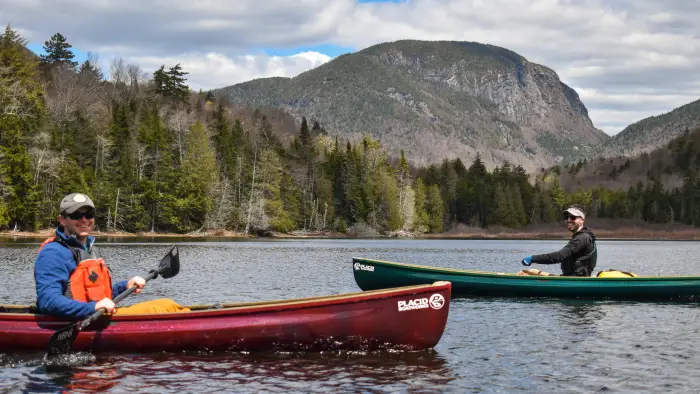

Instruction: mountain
[602,98,700,158]
[215,40,609,172]
[545,126,700,194]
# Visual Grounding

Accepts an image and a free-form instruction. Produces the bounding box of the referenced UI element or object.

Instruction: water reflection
[8,362,118,393]
[53,366,122,393]
[121,350,455,392]
[557,300,606,326]
[4,350,454,393]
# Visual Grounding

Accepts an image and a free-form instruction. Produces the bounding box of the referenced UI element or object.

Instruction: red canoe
[0,281,451,353]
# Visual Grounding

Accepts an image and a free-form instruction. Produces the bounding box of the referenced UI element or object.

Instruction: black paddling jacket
[531,227,597,276]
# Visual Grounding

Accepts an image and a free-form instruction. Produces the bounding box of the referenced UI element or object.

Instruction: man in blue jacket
[34,192,146,319]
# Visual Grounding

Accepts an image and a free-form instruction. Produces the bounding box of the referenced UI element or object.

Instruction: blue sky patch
[261,44,355,58]
[27,42,89,64]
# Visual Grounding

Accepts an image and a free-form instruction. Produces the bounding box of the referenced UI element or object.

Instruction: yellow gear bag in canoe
[596,269,638,278]
[113,298,191,315]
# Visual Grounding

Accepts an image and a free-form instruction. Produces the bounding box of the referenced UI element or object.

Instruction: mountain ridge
[216,39,609,172]
[602,98,700,158]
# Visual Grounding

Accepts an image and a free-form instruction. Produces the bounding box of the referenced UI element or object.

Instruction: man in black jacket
[520,205,597,276]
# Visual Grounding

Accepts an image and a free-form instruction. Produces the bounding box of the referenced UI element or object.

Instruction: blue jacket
[34,228,127,319]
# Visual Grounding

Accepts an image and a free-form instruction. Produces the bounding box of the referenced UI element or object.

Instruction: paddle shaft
[76,269,158,331]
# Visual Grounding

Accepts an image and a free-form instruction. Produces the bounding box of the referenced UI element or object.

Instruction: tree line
[1,26,699,235]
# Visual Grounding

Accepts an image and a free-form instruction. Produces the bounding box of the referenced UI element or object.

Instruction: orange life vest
[38,236,113,302]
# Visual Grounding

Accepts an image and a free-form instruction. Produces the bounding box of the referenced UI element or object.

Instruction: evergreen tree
[108,102,134,183]
[311,120,325,135]
[299,116,311,148]
[343,143,365,223]
[397,150,412,227]
[166,63,189,101]
[426,184,444,233]
[175,120,218,231]
[549,178,565,211]
[281,169,302,230]
[511,184,527,227]
[78,58,104,81]
[413,177,429,232]
[137,102,172,231]
[0,25,43,230]
[539,186,557,222]
[467,153,487,178]
[490,183,515,227]
[40,32,78,68]
[211,102,236,177]
[325,137,347,225]
[259,149,295,232]
[466,154,490,226]
[153,65,168,95]
[377,169,402,231]
[439,158,458,225]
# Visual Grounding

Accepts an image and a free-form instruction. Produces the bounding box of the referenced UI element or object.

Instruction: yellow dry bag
[596,269,638,278]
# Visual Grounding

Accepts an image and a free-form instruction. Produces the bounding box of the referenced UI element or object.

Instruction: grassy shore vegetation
[2,26,700,239]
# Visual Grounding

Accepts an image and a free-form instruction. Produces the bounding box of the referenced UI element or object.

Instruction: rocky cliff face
[218,40,608,172]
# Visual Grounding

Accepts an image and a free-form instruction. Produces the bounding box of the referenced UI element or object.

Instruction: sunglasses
[566,215,580,220]
[64,211,96,220]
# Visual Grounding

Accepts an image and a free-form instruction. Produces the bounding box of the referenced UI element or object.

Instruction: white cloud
[1,0,699,135]
[123,51,331,91]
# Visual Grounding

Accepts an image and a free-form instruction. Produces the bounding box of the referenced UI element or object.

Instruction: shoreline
[1,227,700,241]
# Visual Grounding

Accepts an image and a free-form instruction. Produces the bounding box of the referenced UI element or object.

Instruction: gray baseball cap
[562,206,585,219]
[60,193,95,215]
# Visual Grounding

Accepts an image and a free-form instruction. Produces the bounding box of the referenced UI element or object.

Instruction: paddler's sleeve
[34,246,96,319]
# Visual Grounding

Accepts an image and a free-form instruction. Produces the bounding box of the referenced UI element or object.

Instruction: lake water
[1,238,700,393]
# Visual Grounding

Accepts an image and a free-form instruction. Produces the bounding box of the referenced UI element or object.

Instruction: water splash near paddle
[0,353,17,367]
[40,352,97,370]
[0,351,96,371]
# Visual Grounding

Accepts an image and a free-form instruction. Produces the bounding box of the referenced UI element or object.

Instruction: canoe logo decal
[354,262,375,272]
[429,294,445,309]
[398,297,429,311]
[397,293,445,312]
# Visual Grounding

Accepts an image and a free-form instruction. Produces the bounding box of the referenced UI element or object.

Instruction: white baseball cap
[562,206,585,219]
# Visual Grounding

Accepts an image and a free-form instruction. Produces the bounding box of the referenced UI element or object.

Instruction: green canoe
[352,258,700,300]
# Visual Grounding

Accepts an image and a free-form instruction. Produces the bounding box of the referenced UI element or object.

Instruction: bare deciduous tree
[204,177,236,230]
[401,185,415,230]
[135,144,153,181]
[109,57,126,85]
[165,108,194,164]
[45,67,79,126]
[126,63,146,97]
[244,149,258,235]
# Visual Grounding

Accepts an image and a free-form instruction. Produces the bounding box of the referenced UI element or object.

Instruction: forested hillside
[2,25,700,236]
[537,127,700,225]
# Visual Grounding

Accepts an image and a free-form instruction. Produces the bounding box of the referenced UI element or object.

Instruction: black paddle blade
[47,324,79,358]
[158,246,179,279]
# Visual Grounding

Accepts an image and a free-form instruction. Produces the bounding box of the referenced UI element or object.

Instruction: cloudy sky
[1,0,698,135]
